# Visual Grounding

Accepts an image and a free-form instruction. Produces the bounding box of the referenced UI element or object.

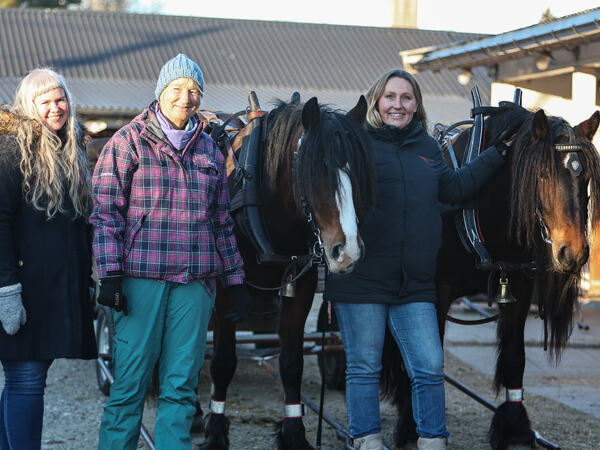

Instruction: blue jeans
[334,301,448,439]
[0,360,53,450]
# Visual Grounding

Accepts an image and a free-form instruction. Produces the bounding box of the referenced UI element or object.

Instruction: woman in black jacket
[324,69,512,450]
[0,68,96,450]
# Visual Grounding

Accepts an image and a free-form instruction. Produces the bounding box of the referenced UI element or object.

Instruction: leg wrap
[506,388,524,403]
[284,403,305,418]
[210,398,226,414]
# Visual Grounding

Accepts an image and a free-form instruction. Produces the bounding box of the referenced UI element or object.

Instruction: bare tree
[539,8,557,24]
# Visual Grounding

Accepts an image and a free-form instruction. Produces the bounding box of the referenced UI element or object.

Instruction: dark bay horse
[200,94,375,449]
[382,102,600,449]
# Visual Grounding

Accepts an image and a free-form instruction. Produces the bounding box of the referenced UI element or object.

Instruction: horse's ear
[291,92,301,104]
[347,95,367,125]
[302,97,320,131]
[531,109,549,142]
[574,111,600,141]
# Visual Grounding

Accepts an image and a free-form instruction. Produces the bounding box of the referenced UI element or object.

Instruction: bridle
[293,132,325,265]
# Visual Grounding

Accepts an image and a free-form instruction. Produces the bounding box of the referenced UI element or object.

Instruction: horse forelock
[293,108,375,221]
[506,111,558,248]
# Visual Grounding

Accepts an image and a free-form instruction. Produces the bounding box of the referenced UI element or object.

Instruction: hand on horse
[493,122,521,158]
[98,272,128,315]
[225,283,253,323]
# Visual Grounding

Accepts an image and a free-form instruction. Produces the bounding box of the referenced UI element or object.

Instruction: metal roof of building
[0,8,492,124]
[401,8,600,72]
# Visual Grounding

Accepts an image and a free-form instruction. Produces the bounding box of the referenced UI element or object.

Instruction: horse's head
[293,96,376,273]
[501,106,600,273]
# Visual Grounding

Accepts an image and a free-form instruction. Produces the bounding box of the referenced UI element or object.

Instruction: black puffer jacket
[0,109,97,360]
[324,118,504,304]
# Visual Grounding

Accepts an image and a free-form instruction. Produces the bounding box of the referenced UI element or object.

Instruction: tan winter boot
[353,432,385,450]
[417,437,447,450]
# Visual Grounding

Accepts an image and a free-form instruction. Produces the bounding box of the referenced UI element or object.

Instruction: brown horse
[199,93,376,449]
[382,102,600,449]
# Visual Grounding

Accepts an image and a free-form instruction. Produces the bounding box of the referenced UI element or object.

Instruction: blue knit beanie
[155,53,204,100]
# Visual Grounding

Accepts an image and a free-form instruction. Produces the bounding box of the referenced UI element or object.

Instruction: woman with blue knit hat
[92,53,253,449]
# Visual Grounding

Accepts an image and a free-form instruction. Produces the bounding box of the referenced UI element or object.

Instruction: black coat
[324,118,504,305]
[0,111,97,360]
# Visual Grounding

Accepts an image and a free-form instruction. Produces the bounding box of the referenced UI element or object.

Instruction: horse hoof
[274,418,315,450]
[198,413,230,450]
[489,402,535,450]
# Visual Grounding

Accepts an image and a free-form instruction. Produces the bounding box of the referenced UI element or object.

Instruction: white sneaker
[353,432,385,450]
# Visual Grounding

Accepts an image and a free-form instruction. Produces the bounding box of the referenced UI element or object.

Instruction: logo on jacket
[418,155,435,164]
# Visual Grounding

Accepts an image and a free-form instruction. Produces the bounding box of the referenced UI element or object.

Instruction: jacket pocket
[190,154,220,212]
[124,211,149,258]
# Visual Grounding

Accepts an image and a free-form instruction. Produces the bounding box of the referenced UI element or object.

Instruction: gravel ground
[1,299,599,449]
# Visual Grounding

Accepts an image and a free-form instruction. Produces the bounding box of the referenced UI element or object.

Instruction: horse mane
[485,104,600,358]
[264,99,303,189]
[292,105,376,221]
[264,98,375,220]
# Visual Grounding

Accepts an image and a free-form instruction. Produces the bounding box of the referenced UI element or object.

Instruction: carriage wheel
[95,305,115,396]
[316,301,346,390]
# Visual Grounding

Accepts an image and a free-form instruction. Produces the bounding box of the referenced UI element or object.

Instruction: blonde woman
[324,69,518,450]
[0,68,96,450]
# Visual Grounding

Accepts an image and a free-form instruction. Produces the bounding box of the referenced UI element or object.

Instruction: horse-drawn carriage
[90,88,600,450]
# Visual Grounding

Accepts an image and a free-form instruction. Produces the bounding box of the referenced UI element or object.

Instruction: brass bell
[281,274,296,298]
[495,276,517,304]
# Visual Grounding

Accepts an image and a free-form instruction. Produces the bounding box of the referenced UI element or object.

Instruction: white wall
[491,72,600,149]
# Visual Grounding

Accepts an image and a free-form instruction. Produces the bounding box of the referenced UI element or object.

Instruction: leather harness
[209,92,323,293]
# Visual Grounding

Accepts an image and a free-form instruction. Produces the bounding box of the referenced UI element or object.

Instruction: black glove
[224,284,253,323]
[493,121,522,158]
[98,273,128,315]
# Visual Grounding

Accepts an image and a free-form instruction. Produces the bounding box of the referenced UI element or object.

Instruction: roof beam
[401,9,600,73]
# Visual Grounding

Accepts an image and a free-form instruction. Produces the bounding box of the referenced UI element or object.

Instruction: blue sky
[134,0,599,34]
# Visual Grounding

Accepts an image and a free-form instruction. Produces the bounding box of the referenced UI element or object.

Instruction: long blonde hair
[12,68,92,218]
[365,69,428,130]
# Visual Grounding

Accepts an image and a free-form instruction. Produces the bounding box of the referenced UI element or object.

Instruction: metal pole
[206,331,342,345]
[97,357,156,450]
[460,296,495,318]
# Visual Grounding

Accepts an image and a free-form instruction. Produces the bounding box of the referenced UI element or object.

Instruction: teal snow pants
[98,277,215,450]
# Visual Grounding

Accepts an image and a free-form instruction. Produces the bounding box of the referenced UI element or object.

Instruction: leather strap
[248,110,266,120]
[230,188,262,211]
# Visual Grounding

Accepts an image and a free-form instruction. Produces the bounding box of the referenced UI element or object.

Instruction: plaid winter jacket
[90,103,244,295]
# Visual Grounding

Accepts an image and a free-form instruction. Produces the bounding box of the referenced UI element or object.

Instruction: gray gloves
[0,283,27,335]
